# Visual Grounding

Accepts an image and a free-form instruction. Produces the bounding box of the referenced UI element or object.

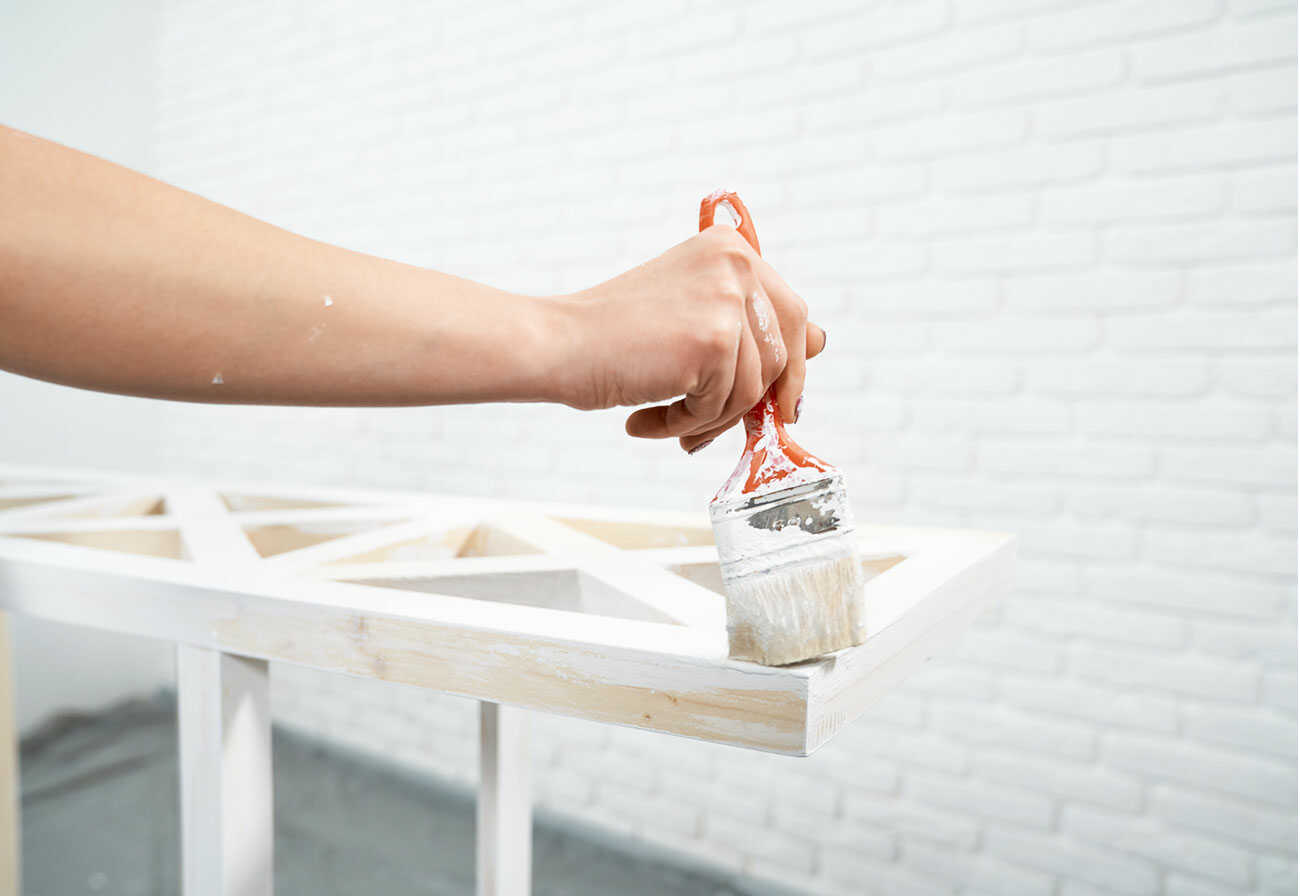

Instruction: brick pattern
[25,0,1300,893]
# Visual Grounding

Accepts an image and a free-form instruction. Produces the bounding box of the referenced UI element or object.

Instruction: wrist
[518,292,589,407]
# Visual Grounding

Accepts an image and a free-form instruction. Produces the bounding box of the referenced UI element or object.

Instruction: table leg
[0,614,18,893]
[477,702,531,896]
[177,646,273,896]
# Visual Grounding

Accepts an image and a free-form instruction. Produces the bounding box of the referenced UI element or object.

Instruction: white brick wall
[2,0,1295,893]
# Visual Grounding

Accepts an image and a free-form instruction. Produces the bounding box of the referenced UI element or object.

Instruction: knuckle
[773,291,808,323]
[712,281,746,308]
[790,294,809,320]
[698,223,729,243]
[701,223,748,251]
[693,227,729,259]
[700,229,753,269]
[719,245,753,276]
[695,316,738,356]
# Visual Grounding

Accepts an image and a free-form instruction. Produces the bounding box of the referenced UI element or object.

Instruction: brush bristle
[724,546,865,665]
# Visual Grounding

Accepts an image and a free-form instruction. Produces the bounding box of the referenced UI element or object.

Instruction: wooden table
[0,464,1014,896]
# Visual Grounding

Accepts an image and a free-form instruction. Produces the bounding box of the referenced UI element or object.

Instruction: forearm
[0,126,569,406]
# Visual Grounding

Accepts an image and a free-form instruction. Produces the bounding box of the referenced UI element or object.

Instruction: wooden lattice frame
[0,464,1014,756]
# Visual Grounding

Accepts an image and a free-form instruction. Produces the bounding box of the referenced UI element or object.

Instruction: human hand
[553,223,826,452]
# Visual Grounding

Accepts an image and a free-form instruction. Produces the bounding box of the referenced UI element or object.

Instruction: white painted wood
[318,553,578,583]
[0,537,812,750]
[169,488,274,896]
[0,514,179,535]
[807,529,1015,751]
[0,490,162,528]
[166,488,262,565]
[0,482,94,499]
[177,647,273,896]
[0,484,89,515]
[0,614,19,894]
[0,466,1016,755]
[491,514,726,631]
[477,702,531,896]
[259,515,479,572]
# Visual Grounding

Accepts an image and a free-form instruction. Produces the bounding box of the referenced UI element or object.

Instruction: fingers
[679,400,752,454]
[678,315,766,451]
[753,256,808,423]
[631,313,827,446]
[773,324,806,424]
[679,416,738,455]
[623,406,665,438]
[678,290,785,451]
[767,287,806,424]
[625,235,828,448]
[746,288,787,397]
[684,305,826,452]
[626,323,739,439]
[675,350,736,432]
[710,310,769,429]
[634,283,786,445]
[807,322,827,359]
[625,342,737,439]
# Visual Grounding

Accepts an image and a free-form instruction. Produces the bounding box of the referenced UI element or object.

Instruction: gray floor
[21,694,798,896]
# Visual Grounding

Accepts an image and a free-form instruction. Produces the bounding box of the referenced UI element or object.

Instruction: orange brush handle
[699,190,761,254]
[699,191,829,496]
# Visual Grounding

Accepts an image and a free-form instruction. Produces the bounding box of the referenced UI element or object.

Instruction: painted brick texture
[5,0,1296,893]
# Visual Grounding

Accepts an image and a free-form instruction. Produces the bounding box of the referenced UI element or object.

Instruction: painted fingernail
[794,395,804,423]
[687,438,714,455]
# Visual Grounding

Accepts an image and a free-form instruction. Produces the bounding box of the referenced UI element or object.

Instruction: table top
[0,464,1014,755]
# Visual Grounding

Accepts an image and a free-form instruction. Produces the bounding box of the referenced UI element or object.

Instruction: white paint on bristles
[709,392,863,665]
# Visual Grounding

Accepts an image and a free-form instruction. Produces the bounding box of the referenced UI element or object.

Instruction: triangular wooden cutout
[326,524,540,565]
[0,493,82,512]
[0,491,166,522]
[243,519,411,558]
[666,561,726,595]
[348,566,673,624]
[220,493,353,512]
[60,495,167,519]
[10,528,183,559]
[552,517,714,549]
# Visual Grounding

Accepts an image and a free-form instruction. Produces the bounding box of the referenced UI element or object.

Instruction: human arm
[0,126,823,448]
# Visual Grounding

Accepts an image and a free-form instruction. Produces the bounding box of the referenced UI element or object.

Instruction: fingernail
[821,330,829,353]
[687,438,714,455]
[794,395,804,423]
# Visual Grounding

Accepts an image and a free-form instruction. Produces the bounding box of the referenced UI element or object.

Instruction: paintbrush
[700,191,865,666]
